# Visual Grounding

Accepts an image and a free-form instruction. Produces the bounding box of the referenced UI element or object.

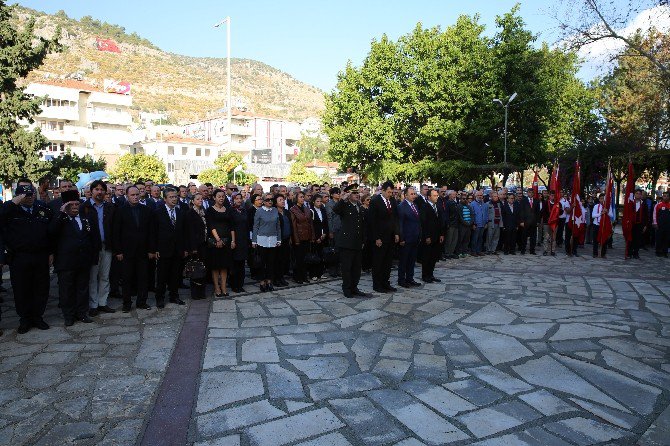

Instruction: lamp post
[214,17,232,151]
[492,92,517,166]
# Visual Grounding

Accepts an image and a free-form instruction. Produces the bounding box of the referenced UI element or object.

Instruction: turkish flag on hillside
[96,38,121,53]
[597,164,614,246]
[568,161,585,243]
[548,161,561,230]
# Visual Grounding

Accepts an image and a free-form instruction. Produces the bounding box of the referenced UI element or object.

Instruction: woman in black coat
[246,193,262,280]
[187,193,208,299]
[310,194,329,279]
[229,193,249,293]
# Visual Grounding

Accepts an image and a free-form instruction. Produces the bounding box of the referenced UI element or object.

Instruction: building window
[196,148,201,157]
[167,163,174,173]
[182,146,188,156]
[46,142,65,152]
[168,146,174,155]
[205,149,210,157]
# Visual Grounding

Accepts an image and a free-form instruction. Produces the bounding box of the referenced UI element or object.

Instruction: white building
[132,135,221,185]
[182,110,304,165]
[24,80,135,166]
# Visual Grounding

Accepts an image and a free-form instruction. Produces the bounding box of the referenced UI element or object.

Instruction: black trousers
[259,246,276,281]
[230,259,246,290]
[57,267,90,320]
[340,248,362,294]
[504,227,517,254]
[630,223,644,256]
[422,242,440,280]
[109,256,121,298]
[398,241,418,284]
[362,242,373,271]
[592,225,608,257]
[122,255,148,307]
[565,225,578,255]
[292,242,308,282]
[156,254,181,303]
[519,223,537,253]
[273,239,290,281]
[147,258,156,291]
[372,239,393,288]
[556,219,565,246]
[9,252,50,324]
[310,242,325,278]
[656,225,669,255]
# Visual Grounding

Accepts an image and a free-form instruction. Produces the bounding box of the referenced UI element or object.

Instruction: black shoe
[122,305,131,313]
[430,277,441,283]
[267,284,274,292]
[529,251,536,255]
[137,303,151,310]
[272,281,284,288]
[385,285,398,292]
[260,284,267,292]
[373,287,388,294]
[543,252,548,256]
[239,287,247,293]
[64,319,74,327]
[343,290,353,298]
[509,252,516,255]
[422,277,434,283]
[551,252,556,256]
[408,280,422,286]
[169,298,186,305]
[79,315,94,324]
[89,308,99,317]
[34,320,49,330]
[353,289,371,298]
[398,282,410,288]
[222,292,230,297]
[156,299,165,309]
[97,305,116,314]
[520,251,526,255]
[17,322,31,334]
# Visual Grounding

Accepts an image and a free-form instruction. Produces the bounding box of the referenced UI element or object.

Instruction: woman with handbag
[310,194,329,280]
[206,189,236,298]
[229,193,249,293]
[290,191,315,284]
[186,193,208,299]
[273,194,291,287]
[252,194,281,292]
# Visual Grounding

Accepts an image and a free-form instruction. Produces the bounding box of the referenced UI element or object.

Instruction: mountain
[12,5,326,123]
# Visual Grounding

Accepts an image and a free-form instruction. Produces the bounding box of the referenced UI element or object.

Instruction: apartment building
[24,80,135,166]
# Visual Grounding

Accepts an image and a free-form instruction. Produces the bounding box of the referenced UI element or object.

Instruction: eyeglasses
[229,188,239,192]
[263,198,272,202]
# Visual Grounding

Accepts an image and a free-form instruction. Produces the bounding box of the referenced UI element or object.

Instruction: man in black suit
[502,193,522,254]
[519,187,540,255]
[152,187,188,308]
[47,179,77,213]
[397,186,422,288]
[178,185,191,209]
[49,190,96,326]
[112,183,126,207]
[333,184,370,298]
[421,189,444,283]
[113,186,154,312]
[367,181,399,293]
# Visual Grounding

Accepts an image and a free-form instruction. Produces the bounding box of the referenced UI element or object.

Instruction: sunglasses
[263,198,272,202]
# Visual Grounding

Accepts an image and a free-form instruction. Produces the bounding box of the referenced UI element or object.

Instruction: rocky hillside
[13,5,326,122]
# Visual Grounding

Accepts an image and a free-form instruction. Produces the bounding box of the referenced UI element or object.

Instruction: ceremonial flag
[568,160,585,243]
[597,163,614,246]
[548,161,561,230]
[96,38,121,53]
[622,161,635,257]
[532,170,539,198]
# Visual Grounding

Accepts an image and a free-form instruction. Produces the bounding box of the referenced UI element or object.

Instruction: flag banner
[532,170,539,198]
[548,161,561,230]
[103,79,131,95]
[597,164,614,245]
[568,161,585,243]
[622,162,635,253]
[96,38,121,53]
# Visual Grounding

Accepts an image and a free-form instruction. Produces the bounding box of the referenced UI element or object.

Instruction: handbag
[183,258,207,280]
[252,247,263,269]
[321,246,339,265]
[304,244,322,265]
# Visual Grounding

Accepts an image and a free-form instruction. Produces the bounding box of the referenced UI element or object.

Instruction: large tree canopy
[109,153,168,183]
[323,7,597,187]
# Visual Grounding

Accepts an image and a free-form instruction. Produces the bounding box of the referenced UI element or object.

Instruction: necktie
[530,198,533,207]
[432,204,438,216]
[410,203,418,216]
[170,208,176,227]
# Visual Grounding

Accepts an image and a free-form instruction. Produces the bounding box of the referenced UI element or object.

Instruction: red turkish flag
[548,161,561,230]
[622,161,635,256]
[96,38,121,53]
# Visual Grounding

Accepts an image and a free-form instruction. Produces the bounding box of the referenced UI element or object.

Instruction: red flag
[96,38,121,53]
[532,170,539,198]
[548,161,561,230]
[597,164,614,246]
[568,161,585,243]
[622,161,635,256]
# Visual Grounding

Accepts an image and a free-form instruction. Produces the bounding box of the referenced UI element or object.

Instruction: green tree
[109,153,167,183]
[48,151,107,182]
[286,161,320,186]
[0,1,61,187]
[296,132,330,163]
[198,152,257,186]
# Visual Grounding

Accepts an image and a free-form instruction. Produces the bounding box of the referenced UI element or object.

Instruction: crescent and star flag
[597,163,614,246]
[532,170,539,198]
[568,160,585,243]
[548,161,561,230]
[622,161,635,257]
[96,38,121,53]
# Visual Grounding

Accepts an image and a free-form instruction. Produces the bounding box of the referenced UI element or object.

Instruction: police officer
[333,184,370,298]
[0,179,53,334]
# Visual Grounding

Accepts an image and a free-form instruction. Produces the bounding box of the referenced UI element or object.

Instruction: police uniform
[0,194,53,331]
[332,185,368,298]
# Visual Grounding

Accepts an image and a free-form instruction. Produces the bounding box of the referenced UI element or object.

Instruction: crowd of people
[0,176,668,336]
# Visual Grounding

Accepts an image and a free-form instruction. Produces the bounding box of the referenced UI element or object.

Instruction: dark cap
[15,184,34,196]
[61,190,81,203]
[344,183,359,194]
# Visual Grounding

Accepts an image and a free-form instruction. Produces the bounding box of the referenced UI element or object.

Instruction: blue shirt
[90,198,105,243]
[471,200,488,228]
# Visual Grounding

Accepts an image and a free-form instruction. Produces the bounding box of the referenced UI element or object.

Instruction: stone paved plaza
[0,235,669,446]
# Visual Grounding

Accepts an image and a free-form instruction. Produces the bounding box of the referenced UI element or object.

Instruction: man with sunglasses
[225,183,238,209]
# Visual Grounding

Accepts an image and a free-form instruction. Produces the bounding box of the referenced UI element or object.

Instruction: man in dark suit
[178,185,191,209]
[49,190,97,326]
[519,187,540,255]
[47,179,77,213]
[421,188,444,283]
[367,181,399,293]
[502,193,522,255]
[630,189,648,259]
[333,184,369,298]
[152,187,188,308]
[397,186,422,288]
[113,186,154,312]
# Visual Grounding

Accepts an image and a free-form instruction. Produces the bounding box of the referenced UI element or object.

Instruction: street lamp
[214,17,232,151]
[492,92,517,165]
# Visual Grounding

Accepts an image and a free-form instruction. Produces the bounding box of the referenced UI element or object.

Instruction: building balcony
[88,111,133,126]
[38,106,80,121]
[41,128,81,143]
[230,124,254,136]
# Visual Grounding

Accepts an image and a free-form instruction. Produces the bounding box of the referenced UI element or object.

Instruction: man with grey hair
[486,191,503,254]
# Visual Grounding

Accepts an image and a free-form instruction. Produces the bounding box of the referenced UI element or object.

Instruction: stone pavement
[0,235,668,445]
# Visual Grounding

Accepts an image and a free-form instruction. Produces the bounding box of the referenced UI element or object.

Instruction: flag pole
[600,158,611,258]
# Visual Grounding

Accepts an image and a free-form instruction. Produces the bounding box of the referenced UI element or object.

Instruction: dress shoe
[343,290,353,298]
[267,284,274,292]
[409,280,422,287]
[169,298,186,305]
[122,305,131,313]
[373,287,388,294]
[34,320,50,330]
[353,289,371,298]
[97,305,116,314]
[79,315,94,324]
[137,303,151,310]
[398,282,410,288]
[430,277,441,283]
[422,277,434,283]
[385,285,398,292]
[89,308,99,317]
[17,323,31,334]
[260,284,267,292]
[543,251,548,256]
[64,319,75,327]
[156,300,165,309]
[239,287,247,293]
[529,251,536,255]
[272,281,284,288]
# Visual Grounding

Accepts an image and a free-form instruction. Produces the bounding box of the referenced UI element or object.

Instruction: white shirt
[560,197,570,220]
[592,203,614,225]
[635,201,641,212]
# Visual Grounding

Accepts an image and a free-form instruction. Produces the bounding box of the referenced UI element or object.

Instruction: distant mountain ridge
[13,5,326,123]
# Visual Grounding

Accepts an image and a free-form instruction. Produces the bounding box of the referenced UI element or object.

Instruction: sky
[12,0,659,91]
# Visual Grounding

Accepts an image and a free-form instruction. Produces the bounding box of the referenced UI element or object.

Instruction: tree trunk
[502,171,510,187]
